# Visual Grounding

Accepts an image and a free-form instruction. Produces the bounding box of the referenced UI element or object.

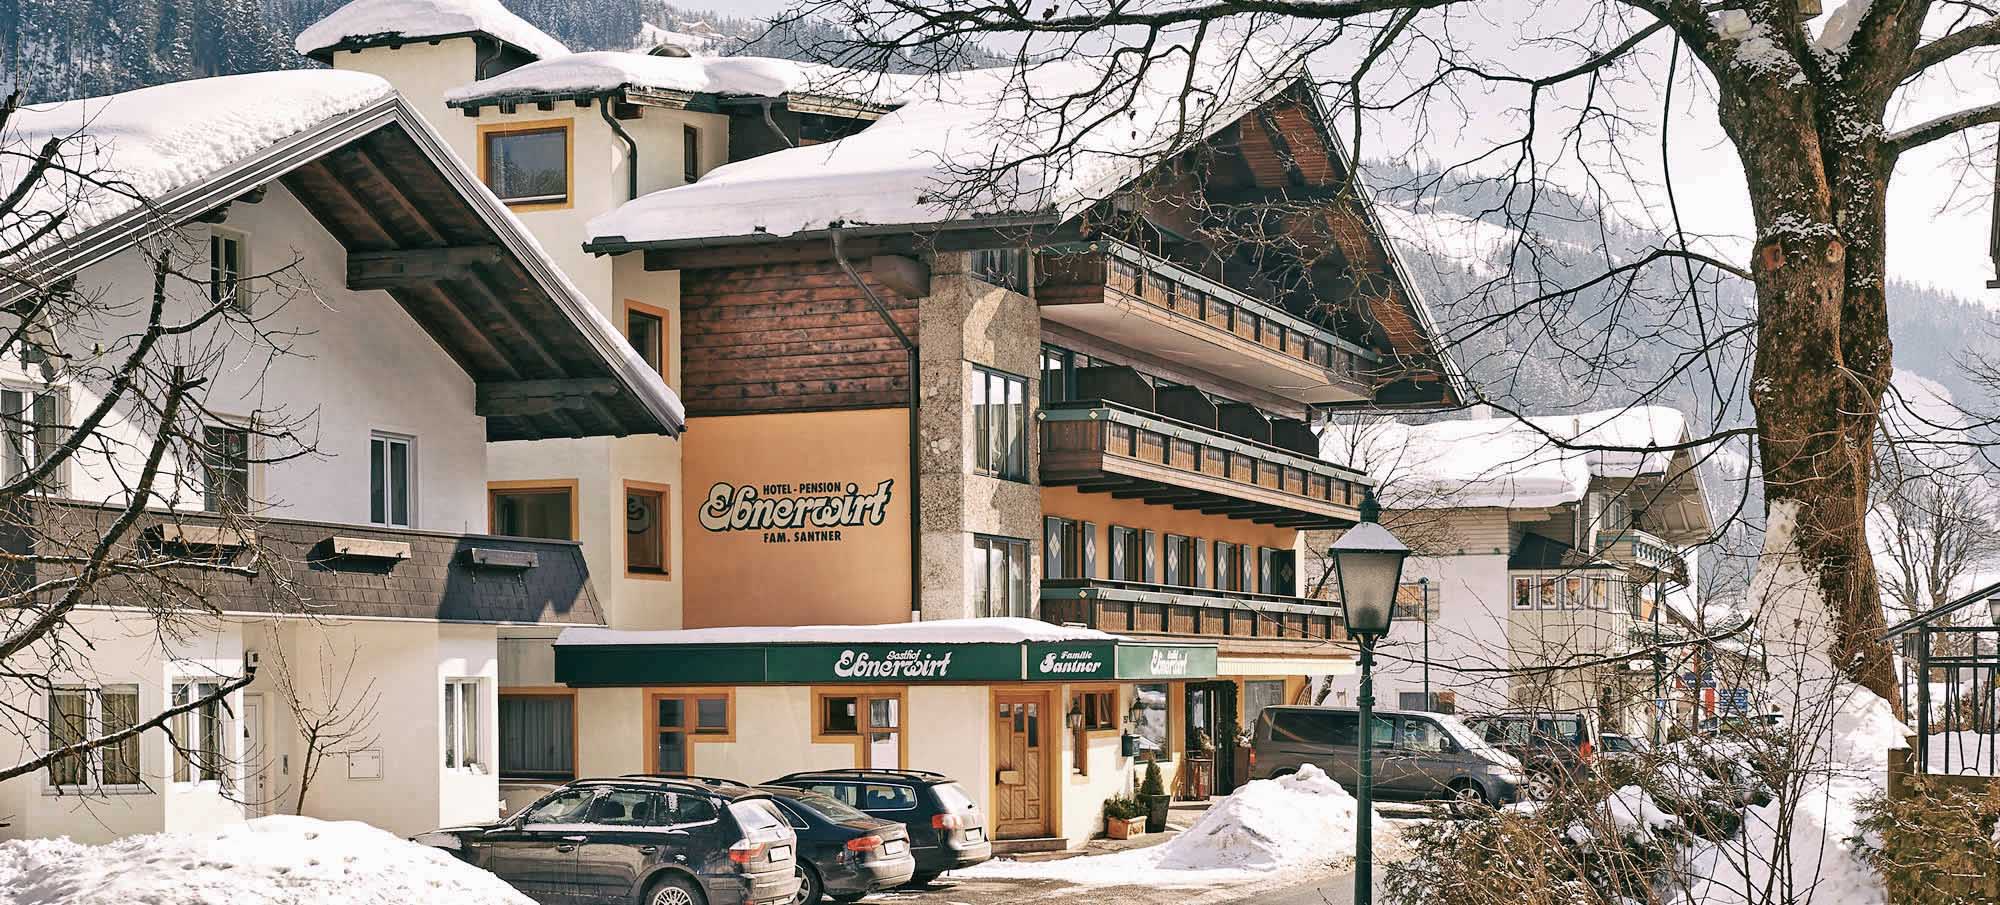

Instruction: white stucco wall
[1322,553,1515,715]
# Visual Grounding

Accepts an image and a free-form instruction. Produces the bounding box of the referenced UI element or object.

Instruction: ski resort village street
[6,0,2000,902]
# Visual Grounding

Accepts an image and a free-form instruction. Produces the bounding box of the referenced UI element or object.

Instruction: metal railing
[1907,624,2000,777]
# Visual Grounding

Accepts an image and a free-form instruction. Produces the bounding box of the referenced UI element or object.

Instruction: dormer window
[480,123,571,209]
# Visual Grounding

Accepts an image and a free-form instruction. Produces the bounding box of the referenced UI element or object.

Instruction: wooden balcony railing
[1038,239,1377,404]
[1040,578,1346,648]
[1040,400,1367,529]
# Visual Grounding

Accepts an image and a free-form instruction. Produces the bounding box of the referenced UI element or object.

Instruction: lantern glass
[1987,596,2000,626]
[1329,521,1410,640]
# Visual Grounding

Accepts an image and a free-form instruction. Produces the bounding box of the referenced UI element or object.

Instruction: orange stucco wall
[1039,485,1296,579]
[682,410,912,627]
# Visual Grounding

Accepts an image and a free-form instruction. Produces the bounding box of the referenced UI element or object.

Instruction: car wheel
[643,874,705,905]
[1450,780,1490,807]
[1526,769,1558,801]
[793,864,823,905]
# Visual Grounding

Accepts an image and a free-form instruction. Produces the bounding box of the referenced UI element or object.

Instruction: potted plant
[1102,793,1145,839]
[1138,758,1170,833]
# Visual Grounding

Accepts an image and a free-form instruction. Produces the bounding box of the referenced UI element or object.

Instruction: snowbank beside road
[961,764,1370,886]
[0,815,531,905]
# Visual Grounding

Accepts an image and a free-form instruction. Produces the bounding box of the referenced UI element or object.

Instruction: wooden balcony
[1040,578,1346,651]
[1040,400,1368,530]
[1038,240,1376,404]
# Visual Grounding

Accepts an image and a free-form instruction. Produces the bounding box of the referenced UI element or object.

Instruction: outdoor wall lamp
[1325,487,1409,905]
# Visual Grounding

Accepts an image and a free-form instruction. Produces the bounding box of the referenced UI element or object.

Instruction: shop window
[1129,683,1169,758]
[815,691,902,769]
[49,686,139,788]
[499,693,574,781]
[652,691,732,775]
[972,366,1028,481]
[1512,576,1534,611]
[482,123,570,206]
[1072,689,1116,731]
[203,424,250,515]
[491,483,575,540]
[626,302,666,375]
[171,679,227,782]
[443,678,482,770]
[625,482,669,576]
[971,534,1031,618]
[369,432,414,527]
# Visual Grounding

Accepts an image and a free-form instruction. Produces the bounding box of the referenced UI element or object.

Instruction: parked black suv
[767,769,992,885]
[758,785,916,902]
[415,776,800,905]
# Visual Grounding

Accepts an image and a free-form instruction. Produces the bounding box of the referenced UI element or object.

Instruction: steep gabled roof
[3,70,682,440]
[296,0,570,63]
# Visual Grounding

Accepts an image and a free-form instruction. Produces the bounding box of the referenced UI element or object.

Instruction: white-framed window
[444,679,483,770]
[203,424,250,514]
[1512,576,1534,610]
[210,227,248,311]
[171,679,227,784]
[4,386,69,494]
[369,432,414,527]
[48,685,141,790]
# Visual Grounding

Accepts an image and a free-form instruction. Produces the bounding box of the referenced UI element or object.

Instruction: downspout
[831,229,921,622]
[474,39,502,79]
[600,94,639,201]
[760,100,796,149]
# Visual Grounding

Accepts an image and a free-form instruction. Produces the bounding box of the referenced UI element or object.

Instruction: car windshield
[786,791,871,823]
[1604,735,1637,753]
[931,782,976,814]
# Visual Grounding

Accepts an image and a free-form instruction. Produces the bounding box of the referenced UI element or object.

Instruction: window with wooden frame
[1072,688,1117,731]
[813,689,904,769]
[682,124,700,183]
[650,690,733,775]
[490,481,577,541]
[49,686,140,789]
[1512,576,1535,611]
[625,301,668,376]
[4,387,69,495]
[202,424,250,515]
[479,121,572,208]
[499,690,575,782]
[1043,516,1088,579]
[625,481,669,577]
[1163,534,1195,586]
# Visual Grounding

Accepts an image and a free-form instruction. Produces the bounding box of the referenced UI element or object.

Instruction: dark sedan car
[415,776,800,905]
[759,785,916,903]
[767,769,991,886]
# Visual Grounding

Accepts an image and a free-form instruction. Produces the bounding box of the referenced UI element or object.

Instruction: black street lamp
[1327,489,1409,905]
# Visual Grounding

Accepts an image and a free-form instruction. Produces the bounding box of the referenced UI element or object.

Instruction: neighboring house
[298,0,1466,849]
[1317,407,1712,737]
[0,68,680,842]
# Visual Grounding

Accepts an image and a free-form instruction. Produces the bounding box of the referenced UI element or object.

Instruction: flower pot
[1143,794,1170,833]
[1106,816,1139,840]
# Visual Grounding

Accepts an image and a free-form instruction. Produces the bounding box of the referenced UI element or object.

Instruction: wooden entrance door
[993,692,1051,839]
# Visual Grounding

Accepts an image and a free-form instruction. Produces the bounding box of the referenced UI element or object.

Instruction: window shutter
[1163,538,1180,585]
[1141,530,1157,582]
[1194,539,1208,587]
[1081,522,1097,577]
[1259,548,1273,594]
[1044,517,1063,580]
[1214,541,1230,589]
[1109,527,1127,580]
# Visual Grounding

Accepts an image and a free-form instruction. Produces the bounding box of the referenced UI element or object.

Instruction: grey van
[1250,705,1526,806]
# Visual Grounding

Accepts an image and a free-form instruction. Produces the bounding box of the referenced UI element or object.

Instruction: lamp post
[1327,489,1409,905]
[1420,577,1431,711]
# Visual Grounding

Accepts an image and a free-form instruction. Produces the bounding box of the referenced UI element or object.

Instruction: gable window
[209,229,247,311]
[49,686,140,789]
[491,482,575,540]
[971,534,1031,618]
[971,366,1028,481]
[626,302,666,374]
[499,692,575,782]
[482,124,570,207]
[444,678,482,770]
[652,691,733,775]
[369,433,414,527]
[203,425,250,515]
[626,482,668,576]
[683,125,700,183]
[171,679,226,783]
[5,388,68,495]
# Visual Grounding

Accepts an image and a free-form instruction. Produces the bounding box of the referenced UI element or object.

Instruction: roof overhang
[11,94,683,441]
[304,31,544,65]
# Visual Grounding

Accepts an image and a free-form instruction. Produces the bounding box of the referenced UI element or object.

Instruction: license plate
[964,828,984,842]
[769,845,792,862]
[883,840,906,855]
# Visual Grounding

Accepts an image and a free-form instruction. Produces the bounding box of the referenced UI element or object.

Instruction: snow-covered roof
[0,70,395,263]
[556,617,1121,647]
[296,0,570,62]
[1323,406,1696,511]
[585,36,1304,247]
[443,51,916,108]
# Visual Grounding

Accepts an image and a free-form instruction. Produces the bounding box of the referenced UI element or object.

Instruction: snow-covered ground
[1922,731,2000,776]
[0,816,529,905]
[959,765,1372,887]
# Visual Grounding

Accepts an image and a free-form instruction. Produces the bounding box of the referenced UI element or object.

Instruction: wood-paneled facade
[677,261,916,415]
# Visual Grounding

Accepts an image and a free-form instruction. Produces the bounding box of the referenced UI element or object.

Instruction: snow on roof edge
[296,0,570,61]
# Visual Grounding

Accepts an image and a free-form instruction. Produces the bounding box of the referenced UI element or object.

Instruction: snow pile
[443,52,920,108]
[296,0,569,60]
[0,70,393,259]
[961,764,1369,886]
[1603,785,1680,838]
[557,616,1120,647]
[0,815,531,905]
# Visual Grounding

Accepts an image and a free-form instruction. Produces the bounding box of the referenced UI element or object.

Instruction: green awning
[556,637,1218,687]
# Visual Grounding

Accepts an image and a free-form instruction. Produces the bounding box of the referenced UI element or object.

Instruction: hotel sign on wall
[557,640,1222,686]
[698,479,895,545]
[765,644,1023,683]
